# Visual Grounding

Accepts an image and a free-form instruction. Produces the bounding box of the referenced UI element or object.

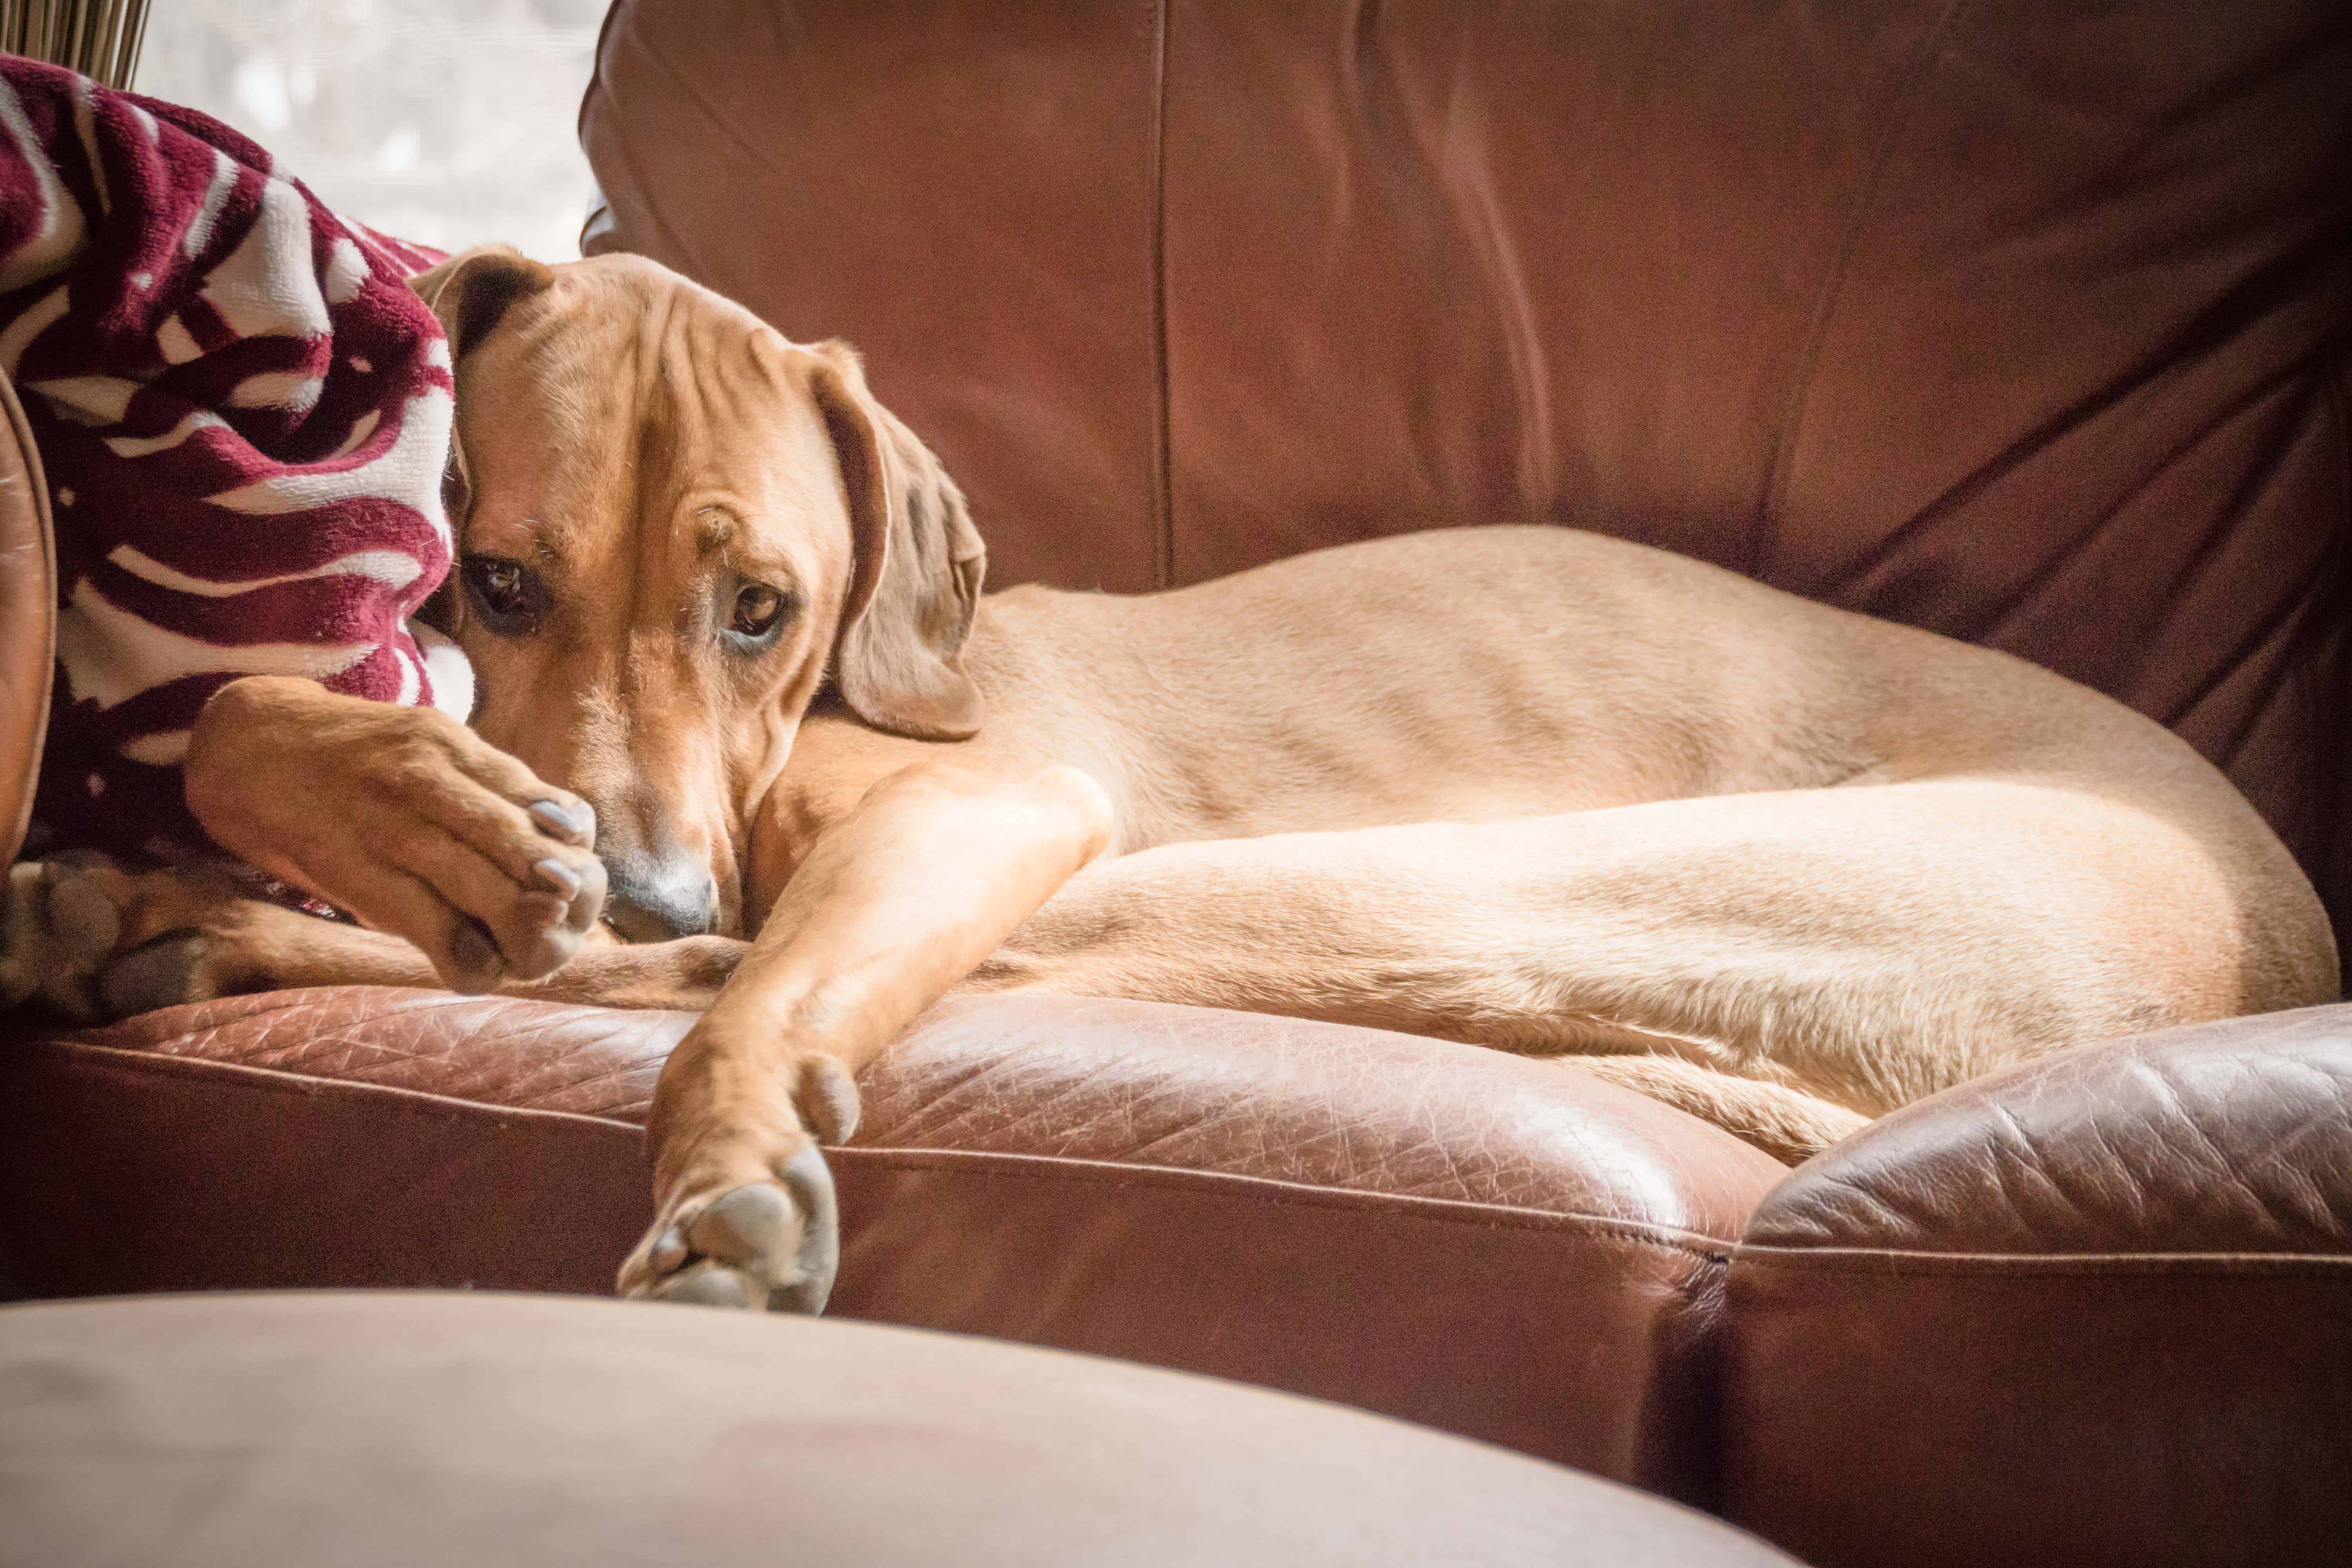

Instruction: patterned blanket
[0,55,457,866]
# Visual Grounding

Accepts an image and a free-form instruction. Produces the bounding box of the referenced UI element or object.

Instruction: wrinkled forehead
[452,260,844,553]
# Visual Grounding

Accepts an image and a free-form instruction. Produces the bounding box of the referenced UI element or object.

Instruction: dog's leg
[1555,1054,1867,1163]
[0,855,404,1021]
[182,675,610,992]
[2,854,746,1022]
[965,779,2270,1152]
[617,762,1114,1312]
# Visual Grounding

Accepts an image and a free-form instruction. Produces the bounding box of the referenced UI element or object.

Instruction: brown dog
[5,247,2338,1312]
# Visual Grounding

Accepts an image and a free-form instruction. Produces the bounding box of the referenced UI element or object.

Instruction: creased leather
[1743,1004,2352,1257]
[579,0,1166,597]
[0,989,1785,1496]
[54,989,1786,1234]
[1722,1006,2352,1568]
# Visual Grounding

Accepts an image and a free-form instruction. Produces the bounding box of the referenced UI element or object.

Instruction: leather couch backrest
[0,371,54,868]
[580,0,2351,956]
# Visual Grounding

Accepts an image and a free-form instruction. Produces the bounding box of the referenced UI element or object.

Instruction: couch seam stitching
[833,1145,1740,1258]
[1730,1243,2352,1272]
[17,1039,1744,1259]
[1147,0,1174,590]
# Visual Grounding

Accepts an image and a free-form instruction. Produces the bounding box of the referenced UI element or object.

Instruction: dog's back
[771,523,2334,1024]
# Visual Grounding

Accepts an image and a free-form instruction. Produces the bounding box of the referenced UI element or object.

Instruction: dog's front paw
[185,675,608,995]
[620,1045,858,1314]
[619,1145,841,1314]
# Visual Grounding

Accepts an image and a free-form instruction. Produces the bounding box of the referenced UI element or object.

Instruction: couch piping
[13,1034,1748,1261]
[1732,1242,2352,1276]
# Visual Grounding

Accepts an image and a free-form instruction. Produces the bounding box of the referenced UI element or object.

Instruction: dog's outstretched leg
[617,762,1113,1313]
[0,854,343,1020]
[1,851,756,1022]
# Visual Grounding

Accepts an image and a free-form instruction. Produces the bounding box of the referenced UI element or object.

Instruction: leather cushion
[0,989,1787,1500]
[1719,1004,2352,1568]
[0,1291,1801,1567]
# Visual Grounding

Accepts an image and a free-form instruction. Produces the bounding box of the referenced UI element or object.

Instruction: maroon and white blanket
[0,55,457,865]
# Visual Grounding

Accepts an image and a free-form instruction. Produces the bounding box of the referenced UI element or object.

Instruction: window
[138,0,602,261]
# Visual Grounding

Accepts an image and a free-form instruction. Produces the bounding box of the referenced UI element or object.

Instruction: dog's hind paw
[0,855,253,1022]
[1,856,129,1020]
[617,1150,841,1316]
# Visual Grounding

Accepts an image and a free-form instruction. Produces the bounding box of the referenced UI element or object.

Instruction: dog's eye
[461,554,544,633]
[478,560,524,611]
[730,584,788,640]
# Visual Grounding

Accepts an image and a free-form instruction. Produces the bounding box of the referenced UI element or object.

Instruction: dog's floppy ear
[407,247,554,563]
[408,245,554,358]
[808,341,987,741]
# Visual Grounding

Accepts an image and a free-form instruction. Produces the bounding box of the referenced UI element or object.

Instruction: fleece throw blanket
[0,55,457,866]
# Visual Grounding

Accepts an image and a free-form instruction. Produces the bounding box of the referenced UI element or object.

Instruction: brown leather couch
[4,3,2348,1565]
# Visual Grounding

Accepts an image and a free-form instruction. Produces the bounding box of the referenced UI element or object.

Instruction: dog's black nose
[604,858,719,942]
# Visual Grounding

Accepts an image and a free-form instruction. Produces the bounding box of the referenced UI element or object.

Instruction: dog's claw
[446,919,504,991]
[528,799,595,847]
[649,1226,690,1274]
[653,1260,760,1308]
[625,1146,841,1315]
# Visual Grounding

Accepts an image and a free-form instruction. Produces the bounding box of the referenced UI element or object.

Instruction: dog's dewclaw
[794,1055,862,1145]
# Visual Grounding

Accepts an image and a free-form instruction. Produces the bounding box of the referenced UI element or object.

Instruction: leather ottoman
[0,1290,1802,1567]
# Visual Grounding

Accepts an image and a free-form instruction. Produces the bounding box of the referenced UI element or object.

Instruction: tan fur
[9,250,2336,1308]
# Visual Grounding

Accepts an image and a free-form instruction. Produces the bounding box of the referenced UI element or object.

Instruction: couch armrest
[1720,1004,2352,1568]
[0,368,55,867]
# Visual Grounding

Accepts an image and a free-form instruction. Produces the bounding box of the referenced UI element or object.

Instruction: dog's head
[409,248,985,941]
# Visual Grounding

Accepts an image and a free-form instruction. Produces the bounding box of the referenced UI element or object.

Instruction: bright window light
[138,0,602,262]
